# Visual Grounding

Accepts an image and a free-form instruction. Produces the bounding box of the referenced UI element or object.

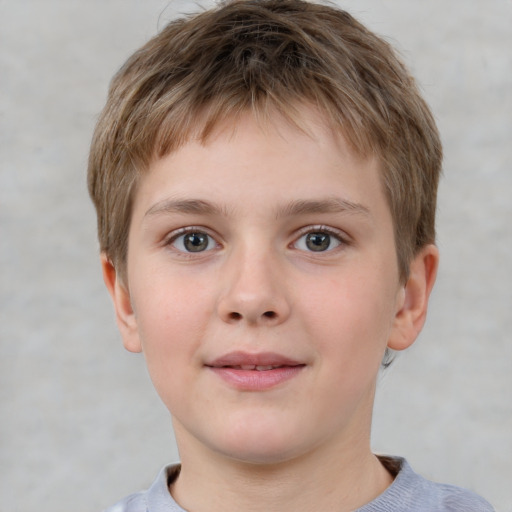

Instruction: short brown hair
[88,0,442,282]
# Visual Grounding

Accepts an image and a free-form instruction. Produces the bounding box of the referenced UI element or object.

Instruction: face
[106,108,430,466]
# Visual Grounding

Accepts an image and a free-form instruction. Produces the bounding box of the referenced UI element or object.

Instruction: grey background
[1,1,511,511]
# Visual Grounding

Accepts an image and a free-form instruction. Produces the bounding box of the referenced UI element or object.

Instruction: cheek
[133,266,213,335]
[130,273,214,385]
[302,270,397,362]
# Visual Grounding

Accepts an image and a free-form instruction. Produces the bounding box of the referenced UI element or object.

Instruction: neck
[170,425,392,512]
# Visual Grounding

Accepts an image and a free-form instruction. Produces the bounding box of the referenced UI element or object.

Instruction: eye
[170,230,217,253]
[294,229,343,252]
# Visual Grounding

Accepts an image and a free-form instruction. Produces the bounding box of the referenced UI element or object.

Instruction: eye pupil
[184,232,209,252]
[306,233,330,251]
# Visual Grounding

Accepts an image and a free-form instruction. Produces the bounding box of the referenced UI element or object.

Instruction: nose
[216,246,291,326]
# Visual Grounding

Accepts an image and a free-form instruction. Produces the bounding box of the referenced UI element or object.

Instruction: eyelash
[165,226,219,256]
[165,225,349,256]
[292,225,349,253]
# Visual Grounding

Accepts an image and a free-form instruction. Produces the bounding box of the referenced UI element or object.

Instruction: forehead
[132,107,386,221]
[151,101,372,169]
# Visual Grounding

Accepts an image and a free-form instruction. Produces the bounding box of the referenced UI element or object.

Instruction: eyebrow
[145,198,225,218]
[144,196,371,219]
[275,197,371,219]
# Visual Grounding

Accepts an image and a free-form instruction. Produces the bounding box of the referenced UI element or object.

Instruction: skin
[103,107,438,512]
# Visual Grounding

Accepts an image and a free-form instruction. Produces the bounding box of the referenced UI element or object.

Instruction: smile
[206,352,306,391]
[229,365,288,371]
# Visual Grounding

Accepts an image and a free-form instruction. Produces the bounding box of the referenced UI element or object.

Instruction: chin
[219,442,304,467]
[209,417,315,466]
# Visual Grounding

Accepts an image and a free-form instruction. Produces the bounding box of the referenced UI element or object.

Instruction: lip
[205,351,306,391]
[207,351,303,368]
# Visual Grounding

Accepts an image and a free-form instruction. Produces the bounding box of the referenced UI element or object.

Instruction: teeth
[232,365,281,371]
[226,364,285,371]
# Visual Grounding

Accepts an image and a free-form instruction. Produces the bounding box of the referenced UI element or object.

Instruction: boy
[88,1,494,510]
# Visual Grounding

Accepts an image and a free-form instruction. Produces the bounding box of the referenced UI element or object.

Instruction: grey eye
[306,233,331,251]
[295,231,342,252]
[173,232,215,252]
[184,233,209,252]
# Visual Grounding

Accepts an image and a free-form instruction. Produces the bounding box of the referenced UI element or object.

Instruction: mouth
[206,350,304,369]
[205,351,306,390]
[224,364,293,371]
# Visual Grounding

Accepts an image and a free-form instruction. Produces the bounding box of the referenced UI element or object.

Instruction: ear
[388,244,439,351]
[101,253,142,353]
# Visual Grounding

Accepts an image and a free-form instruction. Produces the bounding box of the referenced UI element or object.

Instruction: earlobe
[100,254,142,353]
[387,244,439,351]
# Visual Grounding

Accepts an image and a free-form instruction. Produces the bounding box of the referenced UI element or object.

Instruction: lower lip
[208,366,305,391]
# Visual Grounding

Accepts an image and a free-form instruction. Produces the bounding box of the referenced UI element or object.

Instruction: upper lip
[206,351,304,368]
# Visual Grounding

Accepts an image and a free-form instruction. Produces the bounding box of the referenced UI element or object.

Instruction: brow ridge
[275,197,371,218]
[144,196,370,219]
[145,198,224,217]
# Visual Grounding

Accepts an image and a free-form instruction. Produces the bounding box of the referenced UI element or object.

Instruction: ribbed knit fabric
[104,457,494,512]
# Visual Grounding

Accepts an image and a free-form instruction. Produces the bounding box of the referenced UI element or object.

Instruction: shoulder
[103,464,183,512]
[431,482,495,512]
[359,457,495,512]
[103,491,147,512]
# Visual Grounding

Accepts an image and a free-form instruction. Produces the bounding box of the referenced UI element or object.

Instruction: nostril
[229,312,242,320]
[263,311,277,319]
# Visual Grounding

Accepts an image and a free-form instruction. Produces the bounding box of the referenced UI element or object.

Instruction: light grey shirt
[104,457,494,512]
